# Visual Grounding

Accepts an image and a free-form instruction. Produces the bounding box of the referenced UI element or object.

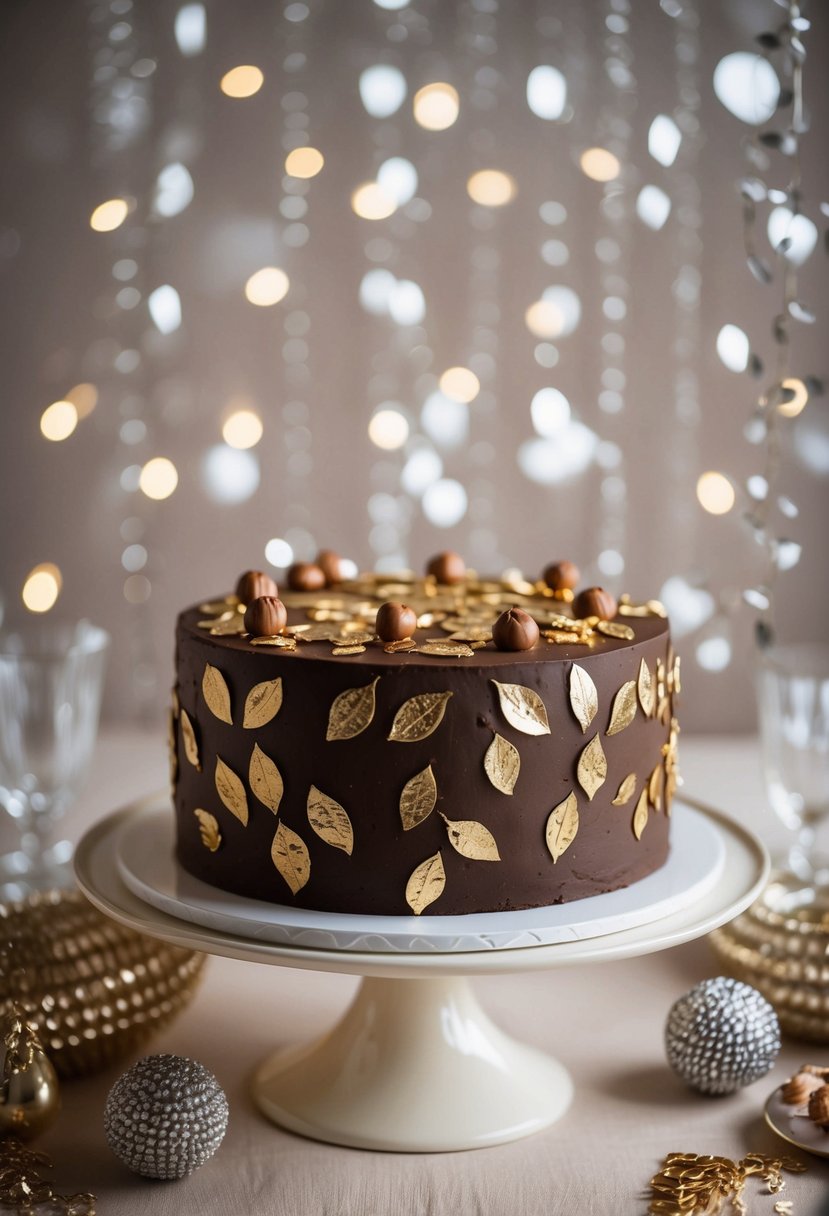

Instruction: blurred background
[1,0,827,732]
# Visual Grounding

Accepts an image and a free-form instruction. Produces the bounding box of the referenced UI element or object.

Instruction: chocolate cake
[170,555,679,917]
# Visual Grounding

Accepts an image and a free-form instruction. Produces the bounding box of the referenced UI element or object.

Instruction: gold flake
[607,680,637,735]
[326,677,380,741]
[618,595,666,618]
[633,788,648,840]
[596,620,635,641]
[448,627,493,643]
[249,743,284,815]
[439,813,501,861]
[399,765,437,831]
[271,821,311,895]
[307,785,354,855]
[544,629,585,645]
[388,691,453,742]
[168,708,177,786]
[215,756,248,825]
[649,763,664,812]
[197,611,234,629]
[249,635,297,649]
[491,681,551,736]
[611,773,637,806]
[484,733,520,795]
[576,734,607,801]
[569,664,598,734]
[194,808,221,852]
[637,658,656,718]
[243,678,283,729]
[208,615,247,636]
[331,645,367,655]
[199,595,239,613]
[384,638,417,653]
[672,653,682,695]
[405,851,446,915]
[291,623,340,641]
[202,663,233,724]
[417,640,475,657]
[537,611,580,630]
[546,792,578,863]
[180,708,201,770]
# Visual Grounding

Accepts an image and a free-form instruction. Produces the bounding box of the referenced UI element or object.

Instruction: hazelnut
[287,562,326,593]
[492,607,540,652]
[573,586,617,621]
[376,602,417,643]
[426,551,466,585]
[235,570,278,604]
[316,549,344,586]
[244,596,287,637]
[781,1071,825,1107]
[808,1083,829,1130]
[543,560,580,593]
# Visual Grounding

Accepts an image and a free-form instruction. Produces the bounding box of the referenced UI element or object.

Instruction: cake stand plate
[75,798,767,1153]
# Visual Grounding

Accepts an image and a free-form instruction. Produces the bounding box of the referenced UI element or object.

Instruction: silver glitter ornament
[104,1054,228,1179]
[665,976,781,1095]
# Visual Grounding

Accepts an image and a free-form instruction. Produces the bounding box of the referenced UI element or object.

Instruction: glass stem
[787,823,816,879]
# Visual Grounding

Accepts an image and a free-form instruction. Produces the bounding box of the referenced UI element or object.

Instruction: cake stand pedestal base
[253,974,571,1152]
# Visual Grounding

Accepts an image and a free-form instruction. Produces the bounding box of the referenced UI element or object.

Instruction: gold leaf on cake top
[569,665,598,734]
[243,678,283,729]
[202,663,233,724]
[249,743,284,815]
[271,821,311,895]
[611,773,637,806]
[633,788,649,840]
[491,681,550,736]
[546,792,579,863]
[637,658,655,718]
[180,708,201,771]
[215,756,248,825]
[405,851,446,915]
[388,691,453,742]
[307,785,354,855]
[596,620,635,641]
[399,765,437,831]
[576,734,607,801]
[439,813,501,861]
[326,677,380,741]
[484,733,520,795]
[607,680,637,736]
[194,808,221,852]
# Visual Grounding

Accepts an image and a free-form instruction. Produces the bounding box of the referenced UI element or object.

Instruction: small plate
[765,1089,829,1159]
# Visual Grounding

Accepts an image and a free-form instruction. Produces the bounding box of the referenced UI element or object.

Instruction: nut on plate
[288,562,326,592]
[807,1083,829,1129]
[235,569,278,603]
[542,560,580,593]
[244,596,287,637]
[492,607,539,652]
[376,602,417,643]
[426,551,466,585]
[780,1070,825,1106]
[316,549,344,586]
[573,586,617,622]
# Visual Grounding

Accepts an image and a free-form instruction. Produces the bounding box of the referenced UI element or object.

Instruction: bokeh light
[696,471,735,515]
[767,207,818,265]
[22,563,62,613]
[368,407,409,450]
[401,447,442,496]
[530,387,571,436]
[359,65,407,118]
[202,445,260,504]
[40,400,78,442]
[388,279,425,325]
[413,83,459,131]
[636,185,671,230]
[90,199,129,232]
[716,324,749,373]
[148,284,182,334]
[139,457,179,501]
[377,157,418,205]
[648,115,681,166]
[223,409,263,449]
[64,383,98,419]
[713,52,780,125]
[466,170,516,207]
[265,537,294,567]
[351,182,397,220]
[422,478,467,527]
[526,65,567,120]
[579,148,620,182]
[524,287,581,339]
[285,146,325,178]
[778,377,808,418]
[421,392,468,448]
[245,266,290,306]
[359,267,397,316]
[439,367,480,403]
[518,423,597,484]
[174,4,206,56]
[153,163,194,217]
[220,65,264,98]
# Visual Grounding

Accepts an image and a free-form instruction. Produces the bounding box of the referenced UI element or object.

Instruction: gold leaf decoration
[388,691,453,742]
[546,792,579,863]
[611,773,637,806]
[399,765,437,831]
[648,763,664,813]
[596,620,635,641]
[307,785,354,855]
[250,636,297,649]
[208,616,246,636]
[576,734,607,801]
[607,680,637,736]
[243,678,283,729]
[167,708,177,785]
[249,743,284,815]
[326,677,380,741]
[417,640,475,658]
[331,645,366,656]
[215,756,248,826]
[484,733,520,795]
[179,708,201,771]
[633,788,649,840]
[490,681,550,736]
[202,663,233,724]
[569,665,598,734]
[440,813,501,861]
[271,821,311,895]
[194,808,221,852]
[405,851,446,915]
[637,658,655,718]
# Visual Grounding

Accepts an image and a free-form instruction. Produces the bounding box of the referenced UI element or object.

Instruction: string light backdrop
[1,0,827,730]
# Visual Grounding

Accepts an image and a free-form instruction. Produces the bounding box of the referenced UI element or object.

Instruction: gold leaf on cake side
[202,663,233,724]
[637,658,655,718]
[484,733,520,795]
[167,708,177,786]
[405,851,446,915]
[546,792,579,863]
[569,664,598,734]
[307,785,354,855]
[271,821,311,895]
[648,763,664,813]
[388,691,453,742]
[243,678,283,729]
[491,681,550,736]
[249,743,284,815]
[399,765,437,831]
[194,808,221,852]
[633,788,649,840]
[326,677,380,741]
[611,773,637,806]
[180,708,201,771]
[215,756,248,825]
[439,813,500,861]
[607,680,637,736]
[576,734,607,802]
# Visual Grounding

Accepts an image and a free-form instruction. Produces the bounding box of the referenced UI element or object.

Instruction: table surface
[6,729,829,1215]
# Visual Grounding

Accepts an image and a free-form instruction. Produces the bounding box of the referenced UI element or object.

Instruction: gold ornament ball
[0,1006,60,1139]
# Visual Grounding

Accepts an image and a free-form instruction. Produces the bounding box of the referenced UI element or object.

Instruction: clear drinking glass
[0,619,109,899]
[757,643,829,893]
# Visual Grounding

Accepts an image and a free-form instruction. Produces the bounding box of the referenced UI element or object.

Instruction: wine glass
[0,619,109,900]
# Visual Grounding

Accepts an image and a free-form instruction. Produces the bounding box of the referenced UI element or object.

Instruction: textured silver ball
[104,1054,228,1179]
[665,977,781,1095]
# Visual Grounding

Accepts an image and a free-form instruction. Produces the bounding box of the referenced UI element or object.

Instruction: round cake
[170,557,679,917]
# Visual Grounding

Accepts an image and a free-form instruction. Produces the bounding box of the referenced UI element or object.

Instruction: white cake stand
[74,796,767,1153]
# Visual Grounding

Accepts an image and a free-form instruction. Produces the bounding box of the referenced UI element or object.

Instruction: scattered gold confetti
[307,785,354,854]
[647,1150,805,1216]
[490,681,550,736]
[243,678,283,729]
[405,851,446,915]
[546,792,578,863]
[326,677,380,741]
